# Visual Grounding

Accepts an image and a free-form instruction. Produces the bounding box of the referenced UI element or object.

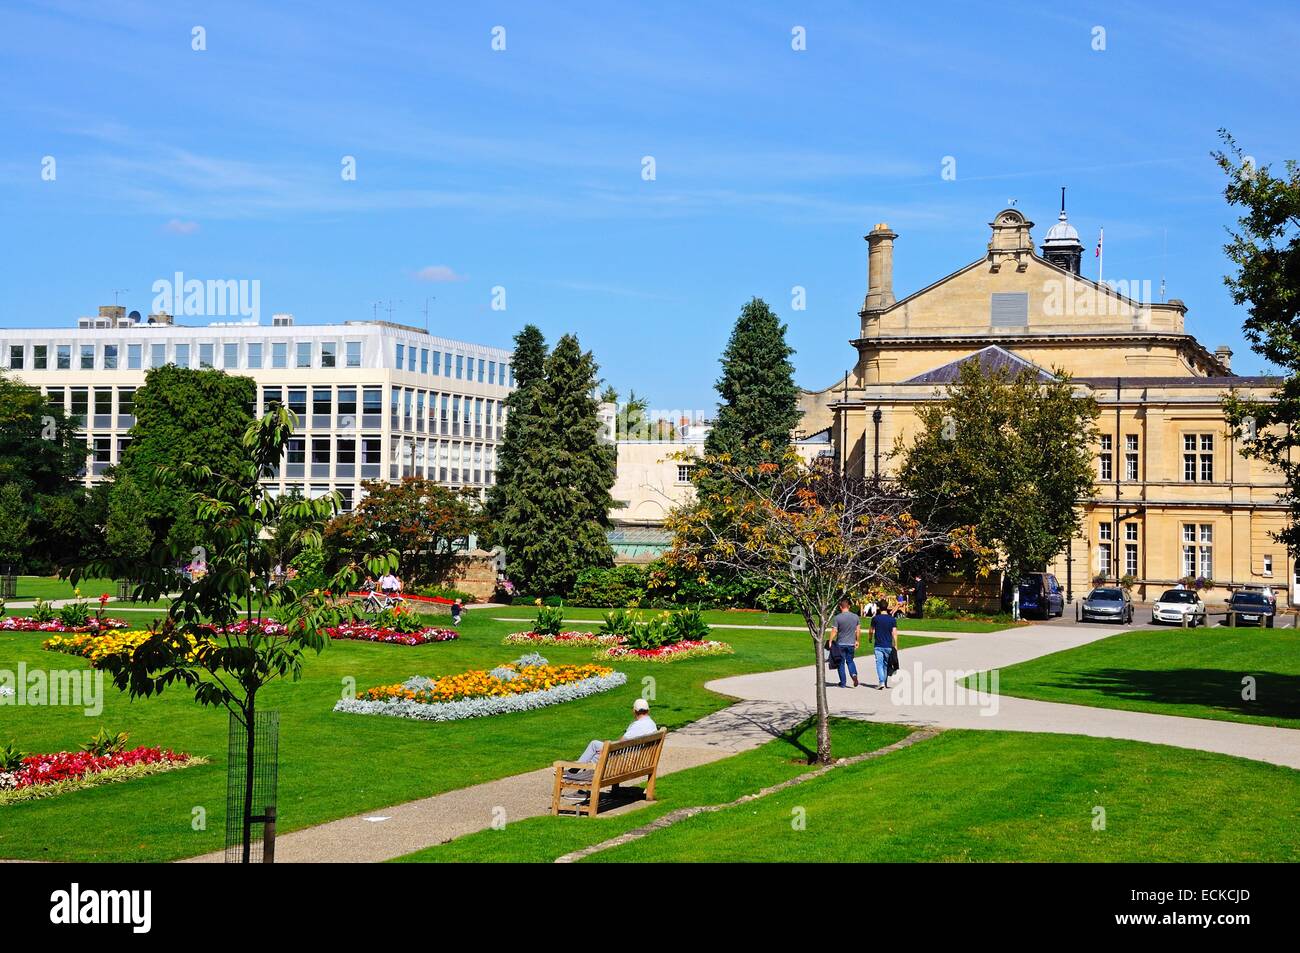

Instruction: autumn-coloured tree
[668,451,984,764]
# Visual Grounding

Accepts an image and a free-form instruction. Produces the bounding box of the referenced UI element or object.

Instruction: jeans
[835,645,858,686]
[875,645,892,686]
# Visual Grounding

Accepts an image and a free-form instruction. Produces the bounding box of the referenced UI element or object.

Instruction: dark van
[1018,572,1064,620]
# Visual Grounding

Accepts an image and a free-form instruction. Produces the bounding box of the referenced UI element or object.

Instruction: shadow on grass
[1047,668,1300,721]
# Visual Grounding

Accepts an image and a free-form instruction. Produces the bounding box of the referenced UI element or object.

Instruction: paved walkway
[708,621,1300,769]
[179,699,811,863]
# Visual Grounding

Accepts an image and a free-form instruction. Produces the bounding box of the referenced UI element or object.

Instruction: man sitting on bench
[566,698,657,780]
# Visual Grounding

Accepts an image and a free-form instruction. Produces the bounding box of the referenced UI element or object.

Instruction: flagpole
[1098,226,1104,285]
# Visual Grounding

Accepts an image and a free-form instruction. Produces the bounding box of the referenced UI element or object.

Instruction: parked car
[1150,588,1206,626]
[1080,586,1133,623]
[1017,572,1064,619]
[1227,590,1276,627]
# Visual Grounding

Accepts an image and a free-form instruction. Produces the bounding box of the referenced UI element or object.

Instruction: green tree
[78,405,392,862]
[485,325,548,545]
[116,365,256,555]
[496,334,616,595]
[703,297,801,471]
[1214,133,1300,548]
[0,370,88,570]
[104,475,150,570]
[0,482,31,574]
[896,361,1098,581]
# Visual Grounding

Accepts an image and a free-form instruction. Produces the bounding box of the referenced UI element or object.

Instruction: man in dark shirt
[828,598,860,688]
[870,606,899,690]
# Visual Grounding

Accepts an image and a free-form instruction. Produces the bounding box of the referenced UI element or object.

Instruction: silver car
[1080,586,1133,623]
[1151,588,1206,627]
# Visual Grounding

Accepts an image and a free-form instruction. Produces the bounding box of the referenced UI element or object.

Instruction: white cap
[632,698,650,712]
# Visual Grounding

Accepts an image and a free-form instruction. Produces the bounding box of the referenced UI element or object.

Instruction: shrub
[371,606,425,634]
[288,545,329,596]
[666,606,710,641]
[81,728,131,757]
[417,585,476,603]
[572,565,649,607]
[0,741,23,772]
[623,617,675,651]
[923,596,958,619]
[58,600,91,630]
[599,608,640,637]
[31,598,56,624]
[533,605,565,636]
[512,652,549,668]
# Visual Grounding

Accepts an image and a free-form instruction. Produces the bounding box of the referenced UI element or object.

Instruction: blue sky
[4,0,1297,410]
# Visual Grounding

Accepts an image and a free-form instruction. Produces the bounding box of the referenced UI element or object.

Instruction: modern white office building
[0,305,516,509]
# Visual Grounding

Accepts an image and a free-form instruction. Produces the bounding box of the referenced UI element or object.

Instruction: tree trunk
[241,696,256,863]
[811,631,831,765]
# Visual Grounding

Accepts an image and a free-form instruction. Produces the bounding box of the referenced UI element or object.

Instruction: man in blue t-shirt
[870,607,899,690]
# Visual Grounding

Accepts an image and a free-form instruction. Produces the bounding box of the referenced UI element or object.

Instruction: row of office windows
[387,387,503,439]
[1096,522,1218,579]
[7,339,367,372]
[1097,433,1217,483]
[393,342,512,387]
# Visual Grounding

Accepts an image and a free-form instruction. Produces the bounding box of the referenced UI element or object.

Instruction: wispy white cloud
[412,265,467,283]
[161,218,199,235]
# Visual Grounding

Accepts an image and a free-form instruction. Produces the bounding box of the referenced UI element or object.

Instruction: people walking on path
[871,604,899,689]
[827,598,861,687]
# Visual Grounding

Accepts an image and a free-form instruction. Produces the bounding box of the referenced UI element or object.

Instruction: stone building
[800,205,1290,607]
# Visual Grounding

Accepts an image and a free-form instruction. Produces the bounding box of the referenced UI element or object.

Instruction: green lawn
[393,718,911,863]
[10,575,118,601]
[0,611,939,862]
[976,627,1300,729]
[480,605,1014,634]
[582,730,1300,863]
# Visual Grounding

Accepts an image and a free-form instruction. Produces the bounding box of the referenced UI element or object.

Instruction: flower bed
[0,747,206,806]
[326,624,458,646]
[42,631,207,666]
[0,617,130,634]
[597,639,734,663]
[334,658,626,722]
[503,630,619,648]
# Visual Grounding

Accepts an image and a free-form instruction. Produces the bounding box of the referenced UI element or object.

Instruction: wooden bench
[551,729,667,817]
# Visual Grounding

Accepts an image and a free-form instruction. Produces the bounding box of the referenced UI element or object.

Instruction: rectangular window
[313,388,332,415]
[1099,434,1112,482]
[407,346,416,372]
[1181,523,1213,579]
[80,344,95,369]
[478,358,485,383]
[263,386,282,409]
[150,343,165,368]
[444,351,452,377]
[70,388,88,423]
[1264,554,1274,577]
[287,388,307,416]
[93,437,112,464]
[395,343,405,368]
[296,341,312,368]
[321,341,337,368]
[346,341,362,367]
[362,437,382,464]
[338,387,357,416]
[272,342,288,369]
[455,354,463,379]
[127,343,142,369]
[311,438,331,464]
[990,291,1030,327]
[336,438,356,464]
[33,345,47,369]
[286,438,306,464]
[1127,433,1142,479]
[1125,543,1138,576]
[223,342,239,368]
[488,361,496,385]
[1200,434,1214,482]
[432,351,441,376]
[174,344,190,368]
[363,388,382,415]
[119,388,135,416]
[199,343,215,368]
[677,464,695,484]
[103,344,118,370]
[7,345,23,369]
[58,345,72,369]
[420,349,429,374]
[247,342,263,369]
[94,388,112,415]
[1184,433,1214,482]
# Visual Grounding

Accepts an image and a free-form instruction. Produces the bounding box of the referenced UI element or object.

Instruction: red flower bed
[0,617,130,634]
[325,624,459,646]
[9,747,191,790]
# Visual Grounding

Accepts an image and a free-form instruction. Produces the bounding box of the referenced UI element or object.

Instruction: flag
[1095,228,1103,257]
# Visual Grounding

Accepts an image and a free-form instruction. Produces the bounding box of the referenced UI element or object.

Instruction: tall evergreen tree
[696,298,801,507]
[495,334,615,595]
[485,325,548,544]
[704,297,801,467]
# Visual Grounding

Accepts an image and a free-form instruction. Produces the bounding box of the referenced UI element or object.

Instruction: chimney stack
[863,223,897,313]
[1215,345,1233,373]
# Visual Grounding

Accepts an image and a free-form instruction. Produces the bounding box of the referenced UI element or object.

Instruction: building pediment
[903,345,1057,384]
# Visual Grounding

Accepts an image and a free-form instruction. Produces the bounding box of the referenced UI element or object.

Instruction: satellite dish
[128,310,142,322]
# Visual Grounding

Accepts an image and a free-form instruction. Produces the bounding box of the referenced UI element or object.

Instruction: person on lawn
[451,598,463,625]
[871,605,899,690]
[829,597,861,688]
[379,571,402,597]
[567,699,657,775]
